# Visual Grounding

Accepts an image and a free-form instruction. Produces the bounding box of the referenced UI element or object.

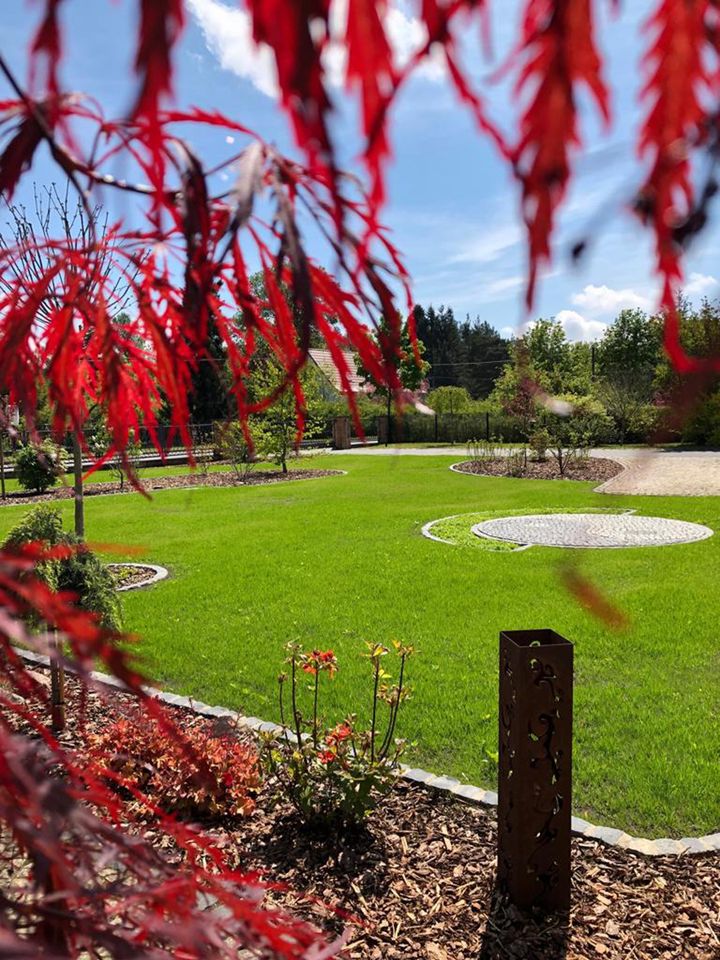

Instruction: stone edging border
[16,648,718,857]
[449,458,629,491]
[110,562,169,592]
[420,514,532,552]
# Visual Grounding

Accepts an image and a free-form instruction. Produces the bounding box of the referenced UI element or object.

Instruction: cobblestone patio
[472,513,714,548]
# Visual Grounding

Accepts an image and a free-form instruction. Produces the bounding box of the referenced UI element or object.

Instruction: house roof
[308,348,366,393]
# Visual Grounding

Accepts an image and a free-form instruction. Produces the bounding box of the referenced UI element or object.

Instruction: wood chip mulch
[453,458,623,484]
[11,671,720,960]
[0,467,344,507]
[106,563,158,588]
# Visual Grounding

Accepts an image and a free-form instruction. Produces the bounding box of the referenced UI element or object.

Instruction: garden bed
[13,669,720,960]
[453,457,623,483]
[107,563,168,590]
[0,467,344,507]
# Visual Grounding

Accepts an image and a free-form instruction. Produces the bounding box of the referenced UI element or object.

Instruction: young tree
[355,318,429,443]
[254,362,324,473]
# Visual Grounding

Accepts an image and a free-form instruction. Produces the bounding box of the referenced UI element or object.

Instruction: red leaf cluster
[0,547,345,956]
[87,705,260,820]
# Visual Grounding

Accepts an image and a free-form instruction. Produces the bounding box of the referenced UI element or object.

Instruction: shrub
[682,391,720,447]
[214,420,262,480]
[87,708,259,820]
[529,427,551,461]
[15,440,66,493]
[505,446,528,477]
[3,505,121,631]
[263,641,413,827]
[467,438,500,463]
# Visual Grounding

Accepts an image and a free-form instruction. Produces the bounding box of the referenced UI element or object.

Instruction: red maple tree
[0,1,718,954]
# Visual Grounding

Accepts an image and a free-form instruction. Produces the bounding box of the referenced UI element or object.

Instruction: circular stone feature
[472,513,713,549]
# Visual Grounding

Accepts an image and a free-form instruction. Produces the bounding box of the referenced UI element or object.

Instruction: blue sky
[4,0,720,341]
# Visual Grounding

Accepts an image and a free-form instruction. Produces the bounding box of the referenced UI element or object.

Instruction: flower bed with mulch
[107,563,160,589]
[13,669,720,960]
[0,468,344,507]
[453,457,623,484]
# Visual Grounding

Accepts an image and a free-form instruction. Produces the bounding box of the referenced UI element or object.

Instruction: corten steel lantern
[497,629,573,912]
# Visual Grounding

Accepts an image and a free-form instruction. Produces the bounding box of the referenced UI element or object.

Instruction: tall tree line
[412,304,510,398]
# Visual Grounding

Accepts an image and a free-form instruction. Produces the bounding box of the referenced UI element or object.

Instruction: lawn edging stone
[110,562,169,591]
[16,648,719,858]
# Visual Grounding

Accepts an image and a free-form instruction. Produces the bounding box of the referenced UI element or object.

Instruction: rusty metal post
[49,632,66,733]
[497,629,573,912]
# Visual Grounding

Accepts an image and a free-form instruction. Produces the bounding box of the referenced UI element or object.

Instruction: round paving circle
[472,513,713,549]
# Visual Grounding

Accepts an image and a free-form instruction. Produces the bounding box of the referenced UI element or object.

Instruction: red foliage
[1,2,720,951]
[0,547,347,956]
[636,0,720,374]
[509,0,610,308]
[87,706,260,820]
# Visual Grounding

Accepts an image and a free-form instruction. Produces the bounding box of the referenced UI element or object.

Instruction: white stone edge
[422,507,639,552]
[421,514,531,552]
[449,457,632,498]
[110,562,169,592]
[16,648,718,858]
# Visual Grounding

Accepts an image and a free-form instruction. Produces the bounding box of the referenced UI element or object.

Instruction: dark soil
[16,669,720,960]
[454,457,623,484]
[0,467,344,507]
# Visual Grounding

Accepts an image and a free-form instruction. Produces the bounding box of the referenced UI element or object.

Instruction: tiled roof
[308,348,366,393]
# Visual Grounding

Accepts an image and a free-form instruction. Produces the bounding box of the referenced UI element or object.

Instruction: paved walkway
[331,445,720,496]
[592,448,720,497]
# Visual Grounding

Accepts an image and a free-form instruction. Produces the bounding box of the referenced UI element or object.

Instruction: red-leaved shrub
[88,708,259,820]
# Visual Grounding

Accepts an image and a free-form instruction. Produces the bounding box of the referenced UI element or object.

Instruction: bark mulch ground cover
[106,563,160,588]
[453,458,623,484]
[0,467,344,508]
[12,670,720,960]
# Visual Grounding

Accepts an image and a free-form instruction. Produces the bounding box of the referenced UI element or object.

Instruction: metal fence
[387,412,526,445]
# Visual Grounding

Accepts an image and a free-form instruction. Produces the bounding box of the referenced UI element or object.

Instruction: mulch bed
[454,458,623,484]
[106,563,159,588]
[13,670,720,959]
[0,467,344,507]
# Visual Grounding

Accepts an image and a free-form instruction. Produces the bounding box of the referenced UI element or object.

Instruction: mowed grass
[0,453,718,837]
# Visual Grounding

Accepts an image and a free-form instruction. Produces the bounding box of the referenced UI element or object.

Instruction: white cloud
[683,272,720,298]
[187,0,445,99]
[449,223,523,265]
[571,284,651,319]
[186,0,278,96]
[555,309,607,342]
[484,275,524,297]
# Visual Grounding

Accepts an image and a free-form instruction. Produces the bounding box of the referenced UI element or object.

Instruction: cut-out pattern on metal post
[497,629,573,912]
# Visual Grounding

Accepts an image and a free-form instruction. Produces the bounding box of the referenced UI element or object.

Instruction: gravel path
[332,445,720,497]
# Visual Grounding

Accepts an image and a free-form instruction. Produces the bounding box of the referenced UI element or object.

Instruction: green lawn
[1,454,718,838]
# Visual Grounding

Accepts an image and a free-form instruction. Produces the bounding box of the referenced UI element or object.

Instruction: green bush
[15,441,66,493]
[683,391,720,447]
[4,505,121,630]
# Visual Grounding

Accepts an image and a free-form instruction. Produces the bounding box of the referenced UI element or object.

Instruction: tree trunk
[386,391,391,446]
[0,434,5,499]
[72,431,84,540]
[49,633,65,733]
